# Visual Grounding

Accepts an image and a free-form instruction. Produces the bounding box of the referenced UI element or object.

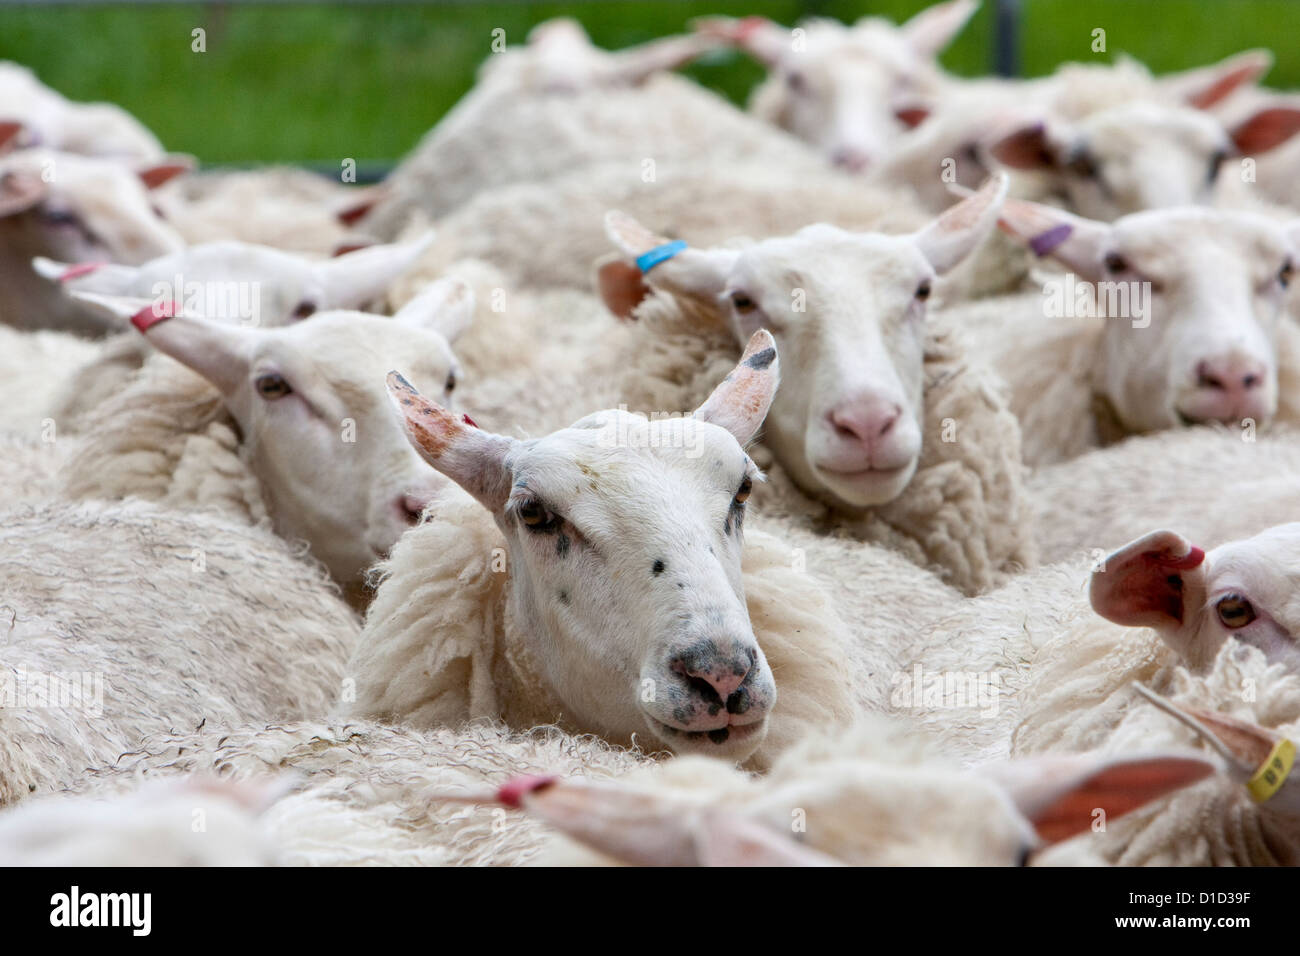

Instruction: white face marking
[498,411,775,761]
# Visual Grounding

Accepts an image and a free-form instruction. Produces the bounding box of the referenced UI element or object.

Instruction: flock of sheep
[5,0,1300,866]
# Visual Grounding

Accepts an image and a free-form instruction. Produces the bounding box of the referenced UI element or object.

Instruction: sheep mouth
[644,715,766,748]
[817,463,912,479]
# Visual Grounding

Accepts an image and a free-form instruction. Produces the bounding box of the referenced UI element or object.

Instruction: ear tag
[636,240,688,274]
[131,300,180,332]
[1247,738,1296,803]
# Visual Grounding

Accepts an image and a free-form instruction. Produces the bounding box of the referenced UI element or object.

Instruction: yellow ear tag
[1247,738,1296,803]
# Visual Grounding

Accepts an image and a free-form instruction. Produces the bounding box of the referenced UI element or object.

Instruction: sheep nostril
[401,493,431,525]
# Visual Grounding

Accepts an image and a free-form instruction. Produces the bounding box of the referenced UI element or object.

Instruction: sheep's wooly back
[1015,625,1300,865]
[65,720,654,866]
[0,499,359,804]
[59,354,267,523]
[0,325,105,436]
[348,487,858,768]
[365,74,828,237]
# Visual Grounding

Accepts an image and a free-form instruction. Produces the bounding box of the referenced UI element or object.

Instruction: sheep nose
[400,492,433,525]
[828,402,900,446]
[830,145,872,173]
[1196,356,1266,395]
[672,647,753,709]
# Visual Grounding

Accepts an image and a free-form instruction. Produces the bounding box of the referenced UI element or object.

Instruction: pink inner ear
[1093,543,1205,628]
[1232,107,1300,156]
[1187,63,1266,110]
[894,106,931,129]
[989,124,1054,170]
[596,259,649,321]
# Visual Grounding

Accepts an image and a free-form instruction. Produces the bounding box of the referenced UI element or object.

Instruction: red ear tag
[131,300,180,332]
[462,413,478,428]
[59,262,106,282]
[497,775,557,809]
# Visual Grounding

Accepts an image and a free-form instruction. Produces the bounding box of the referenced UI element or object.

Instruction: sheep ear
[314,230,436,308]
[0,168,47,218]
[912,172,1007,274]
[177,775,296,817]
[1089,529,1212,664]
[386,371,514,512]
[1229,106,1300,156]
[610,32,717,85]
[70,290,256,394]
[901,0,980,59]
[335,185,387,227]
[603,210,737,305]
[1162,49,1273,110]
[595,253,649,320]
[986,753,1216,846]
[0,121,23,152]
[692,16,789,67]
[998,197,1111,281]
[394,277,474,343]
[137,157,193,190]
[34,257,139,294]
[694,330,779,445]
[693,813,842,866]
[985,119,1068,171]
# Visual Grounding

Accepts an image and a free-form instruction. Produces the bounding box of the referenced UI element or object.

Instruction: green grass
[0,1,1295,164]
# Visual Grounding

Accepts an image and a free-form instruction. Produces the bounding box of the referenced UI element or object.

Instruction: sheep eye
[734,477,753,504]
[292,301,317,320]
[1103,252,1128,275]
[40,207,80,227]
[1279,259,1294,288]
[1066,150,1097,179]
[1216,594,1256,629]
[730,291,757,314]
[915,279,932,301]
[785,71,807,94]
[254,373,293,400]
[518,499,558,532]
[445,371,457,394]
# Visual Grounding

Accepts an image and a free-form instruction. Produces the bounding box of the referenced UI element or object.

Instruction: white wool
[1028,425,1300,564]
[153,167,365,257]
[0,324,104,436]
[1017,631,1300,866]
[0,499,358,805]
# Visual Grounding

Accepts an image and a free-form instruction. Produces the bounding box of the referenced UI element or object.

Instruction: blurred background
[2,0,1296,166]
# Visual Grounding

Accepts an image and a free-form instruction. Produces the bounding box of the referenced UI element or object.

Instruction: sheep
[0,323,102,434]
[56,280,472,604]
[578,175,1035,594]
[0,148,186,333]
[359,20,829,238]
[0,62,168,162]
[952,196,1300,466]
[347,332,865,767]
[21,233,436,432]
[0,776,283,866]
[0,498,359,805]
[503,717,1216,866]
[1014,601,1300,865]
[1027,426,1300,565]
[693,0,979,172]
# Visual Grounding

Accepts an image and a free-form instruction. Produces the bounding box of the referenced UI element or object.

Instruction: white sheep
[693,0,979,172]
[359,20,828,238]
[348,331,865,767]
[953,196,1300,466]
[57,280,472,602]
[0,62,168,162]
[0,148,186,332]
[0,498,358,805]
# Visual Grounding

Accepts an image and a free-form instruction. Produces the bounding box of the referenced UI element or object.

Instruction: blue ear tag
[635,239,688,274]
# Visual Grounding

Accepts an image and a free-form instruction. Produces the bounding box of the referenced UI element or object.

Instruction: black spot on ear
[556,533,570,558]
[652,559,666,575]
[743,347,776,370]
[400,398,413,406]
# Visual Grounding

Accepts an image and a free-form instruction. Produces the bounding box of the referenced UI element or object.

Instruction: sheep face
[0,149,183,266]
[1000,201,1297,434]
[600,175,1006,510]
[76,279,472,589]
[44,232,435,329]
[702,1,975,171]
[1092,523,1300,672]
[988,101,1300,221]
[389,332,782,762]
